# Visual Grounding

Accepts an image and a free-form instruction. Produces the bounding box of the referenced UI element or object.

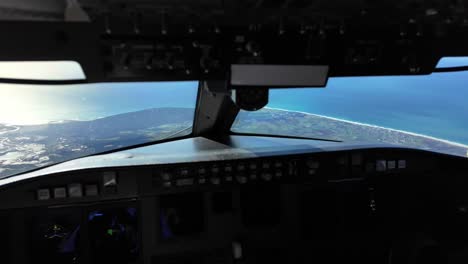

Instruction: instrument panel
[0,146,466,264]
[0,148,418,208]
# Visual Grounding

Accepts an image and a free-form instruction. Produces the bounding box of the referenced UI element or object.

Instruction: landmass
[233,107,468,157]
[1,107,467,178]
[0,108,194,178]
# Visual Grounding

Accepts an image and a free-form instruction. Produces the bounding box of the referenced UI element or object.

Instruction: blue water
[267,71,468,145]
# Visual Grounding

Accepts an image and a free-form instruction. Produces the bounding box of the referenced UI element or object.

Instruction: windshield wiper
[230,131,342,142]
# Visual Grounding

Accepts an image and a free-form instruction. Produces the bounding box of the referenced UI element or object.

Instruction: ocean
[1,71,468,145]
[267,71,468,145]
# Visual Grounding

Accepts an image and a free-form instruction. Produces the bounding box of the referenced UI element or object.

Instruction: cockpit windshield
[2,58,468,178]
[0,81,198,178]
[233,69,468,158]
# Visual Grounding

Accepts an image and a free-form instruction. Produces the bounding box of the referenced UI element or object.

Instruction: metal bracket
[192,80,240,139]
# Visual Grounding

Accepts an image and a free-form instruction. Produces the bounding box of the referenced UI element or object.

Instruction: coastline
[265,107,468,149]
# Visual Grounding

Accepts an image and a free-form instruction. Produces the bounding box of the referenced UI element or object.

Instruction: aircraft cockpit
[1,1,468,263]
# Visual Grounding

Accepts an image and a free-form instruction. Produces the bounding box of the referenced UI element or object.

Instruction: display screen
[29,208,82,264]
[159,193,204,240]
[88,207,140,264]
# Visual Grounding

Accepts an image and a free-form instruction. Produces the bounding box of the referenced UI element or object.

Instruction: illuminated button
[250,173,257,180]
[53,187,67,199]
[274,161,283,168]
[225,175,233,182]
[233,241,243,260]
[211,166,220,174]
[249,163,257,170]
[37,189,51,200]
[388,160,396,170]
[68,183,83,198]
[307,160,320,169]
[237,164,246,171]
[162,181,172,188]
[376,160,387,172]
[198,178,207,184]
[236,175,247,184]
[179,168,190,177]
[275,171,283,178]
[85,184,99,196]
[160,172,171,181]
[262,162,271,169]
[261,173,273,181]
[458,206,468,214]
[177,178,194,186]
[198,168,207,175]
[210,177,221,185]
[224,165,233,172]
[398,160,407,169]
[103,171,117,187]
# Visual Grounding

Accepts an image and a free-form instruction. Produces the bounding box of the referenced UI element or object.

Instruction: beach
[265,107,468,150]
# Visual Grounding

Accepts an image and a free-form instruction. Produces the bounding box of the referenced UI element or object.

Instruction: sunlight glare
[0,61,85,80]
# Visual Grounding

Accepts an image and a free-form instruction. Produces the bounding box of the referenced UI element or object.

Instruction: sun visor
[0,61,86,81]
[230,65,329,88]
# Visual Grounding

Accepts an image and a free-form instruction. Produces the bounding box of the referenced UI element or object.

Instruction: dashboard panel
[0,136,466,264]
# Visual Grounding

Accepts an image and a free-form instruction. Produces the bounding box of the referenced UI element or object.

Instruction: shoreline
[265,107,468,149]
